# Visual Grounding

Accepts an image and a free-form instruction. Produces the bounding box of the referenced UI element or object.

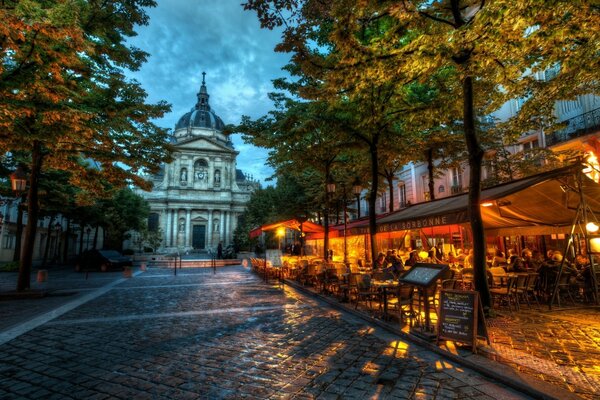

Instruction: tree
[98,188,150,251]
[0,1,172,291]
[245,0,600,311]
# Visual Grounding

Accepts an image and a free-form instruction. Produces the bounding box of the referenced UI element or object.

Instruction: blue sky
[126,0,290,186]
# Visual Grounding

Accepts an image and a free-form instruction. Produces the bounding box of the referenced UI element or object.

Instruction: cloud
[126,0,289,186]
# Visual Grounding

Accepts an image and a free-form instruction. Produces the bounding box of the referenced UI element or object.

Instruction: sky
[126,0,291,186]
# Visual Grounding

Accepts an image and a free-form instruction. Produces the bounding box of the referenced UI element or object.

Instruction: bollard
[123,266,133,278]
[37,269,48,283]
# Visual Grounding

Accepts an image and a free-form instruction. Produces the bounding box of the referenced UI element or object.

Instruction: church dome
[174,72,225,132]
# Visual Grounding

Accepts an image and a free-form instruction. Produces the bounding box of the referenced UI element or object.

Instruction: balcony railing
[546,107,600,146]
[450,185,464,194]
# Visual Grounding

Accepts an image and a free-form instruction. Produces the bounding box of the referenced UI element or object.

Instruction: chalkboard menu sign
[400,263,448,287]
[437,289,489,353]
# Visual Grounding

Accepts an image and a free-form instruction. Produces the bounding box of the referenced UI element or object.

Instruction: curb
[281,278,580,400]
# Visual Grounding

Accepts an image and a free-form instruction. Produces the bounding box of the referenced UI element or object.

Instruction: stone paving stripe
[47,304,310,325]
[111,280,257,290]
[0,270,144,346]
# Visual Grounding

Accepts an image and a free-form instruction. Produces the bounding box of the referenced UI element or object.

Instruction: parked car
[76,249,133,272]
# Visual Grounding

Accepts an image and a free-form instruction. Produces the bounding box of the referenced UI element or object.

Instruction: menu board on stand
[399,263,449,337]
[437,289,490,353]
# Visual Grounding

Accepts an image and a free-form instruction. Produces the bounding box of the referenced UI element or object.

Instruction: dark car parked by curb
[76,249,133,272]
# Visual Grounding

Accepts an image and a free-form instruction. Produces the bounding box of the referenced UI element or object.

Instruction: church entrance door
[192,225,206,249]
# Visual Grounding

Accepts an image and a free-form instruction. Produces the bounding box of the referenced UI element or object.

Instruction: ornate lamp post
[54,222,62,262]
[86,227,92,250]
[10,166,27,194]
[325,178,336,261]
[352,178,362,219]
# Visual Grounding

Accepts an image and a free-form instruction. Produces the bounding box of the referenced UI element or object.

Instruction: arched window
[194,159,208,182]
[214,169,221,187]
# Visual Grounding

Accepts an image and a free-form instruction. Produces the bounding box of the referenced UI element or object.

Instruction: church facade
[137,74,259,253]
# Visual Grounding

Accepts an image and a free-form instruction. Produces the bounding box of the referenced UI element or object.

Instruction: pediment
[176,136,237,154]
[192,216,208,222]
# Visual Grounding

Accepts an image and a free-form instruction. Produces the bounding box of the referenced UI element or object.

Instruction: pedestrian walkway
[0,266,533,399]
[484,307,600,399]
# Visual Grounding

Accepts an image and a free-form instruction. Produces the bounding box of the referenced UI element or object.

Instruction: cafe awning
[249,219,325,239]
[377,164,600,236]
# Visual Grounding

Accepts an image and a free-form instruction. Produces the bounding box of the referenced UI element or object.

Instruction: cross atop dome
[196,71,210,111]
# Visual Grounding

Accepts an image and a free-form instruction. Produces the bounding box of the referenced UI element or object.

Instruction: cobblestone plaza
[0,266,534,399]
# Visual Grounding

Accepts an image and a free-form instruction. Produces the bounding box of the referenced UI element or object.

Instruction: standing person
[217,241,223,259]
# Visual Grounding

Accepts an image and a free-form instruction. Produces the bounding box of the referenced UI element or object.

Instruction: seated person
[374,252,387,271]
[491,249,507,268]
[405,250,419,267]
[385,249,404,275]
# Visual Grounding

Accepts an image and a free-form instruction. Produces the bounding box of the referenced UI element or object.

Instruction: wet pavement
[0,266,533,399]
[484,307,600,399]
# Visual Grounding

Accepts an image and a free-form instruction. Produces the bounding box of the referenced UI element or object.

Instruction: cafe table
[371,279,399,320]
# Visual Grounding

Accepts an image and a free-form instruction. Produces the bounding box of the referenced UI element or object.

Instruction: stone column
[219,210,225,244]
[164,208,171,247]
[171,209,177,248]
[207,210,213,249]
[223,211,229,246]
[186,209,192,248]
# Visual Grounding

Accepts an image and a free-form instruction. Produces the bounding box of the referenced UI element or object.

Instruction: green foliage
[0,262,19,272]
[98,188,150,250]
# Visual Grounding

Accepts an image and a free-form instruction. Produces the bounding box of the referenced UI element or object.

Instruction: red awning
[249,219,324,239]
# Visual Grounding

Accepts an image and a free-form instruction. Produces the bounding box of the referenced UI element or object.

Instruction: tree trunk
[368,142,379,264]
[324,166,331,260]
[387,174,395,213]
[93,225,99,249]
[62,219,71,264]
[17,140,43,291]
[427,148,435,200]
[42,215,56,267]
[78,223,84,255]
[12,197,25,262]
[463,76,491,310]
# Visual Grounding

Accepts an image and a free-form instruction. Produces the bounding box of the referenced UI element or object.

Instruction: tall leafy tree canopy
[0,0,172,290]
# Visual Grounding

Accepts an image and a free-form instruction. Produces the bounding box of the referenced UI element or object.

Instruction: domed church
[138,73,260,253]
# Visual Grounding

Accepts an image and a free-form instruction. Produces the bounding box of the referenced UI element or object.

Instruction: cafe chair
[490,275,517,312]
[525,272,540,308]
[388,284,414,325]
[354,274,379,310]
[512,273,530,310]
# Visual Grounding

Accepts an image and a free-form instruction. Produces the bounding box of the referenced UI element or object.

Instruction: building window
[148,213,159,232]
[451,168,462,188]
[438,185,445,194]
[379,195,386,212]
[522,139,539,151]
[398,183,406,208]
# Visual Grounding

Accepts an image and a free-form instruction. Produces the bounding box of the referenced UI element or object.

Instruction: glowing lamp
[481,202,494,207]
[586,222,599,234]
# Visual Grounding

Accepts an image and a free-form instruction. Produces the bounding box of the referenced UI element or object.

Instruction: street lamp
[276,226,285,251]
[10,166,27,194]
[324,177,336,261]
[54,222,62,261]
[352,178,362,219]
[86,227,91,250]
